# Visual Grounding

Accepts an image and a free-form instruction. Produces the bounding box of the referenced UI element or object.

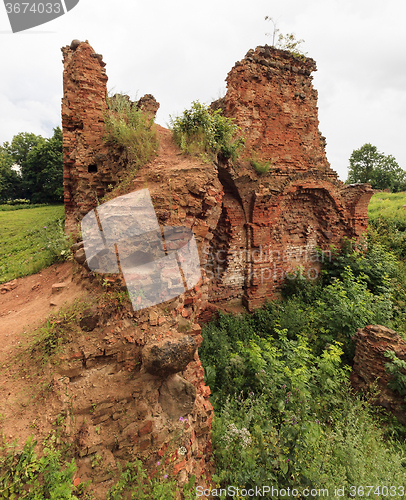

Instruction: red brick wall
[211,45,374,310]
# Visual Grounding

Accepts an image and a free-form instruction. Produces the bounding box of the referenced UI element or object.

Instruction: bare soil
[0,261,86,445]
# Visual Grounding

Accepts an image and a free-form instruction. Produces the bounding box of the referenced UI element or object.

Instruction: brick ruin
[351,325,406,424]
[62,41,373,311]
[61,40,159,235]
[208,45,373,310]
[60,40,374,492]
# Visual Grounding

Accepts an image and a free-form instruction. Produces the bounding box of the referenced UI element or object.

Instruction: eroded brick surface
[61,42,160,235]
[208,45,373,310]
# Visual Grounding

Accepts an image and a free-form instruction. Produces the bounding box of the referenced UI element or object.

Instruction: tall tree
[0,146,23,201]
[24,127,63,203]
[1,128,63,203]
[346,143,406,192]
[5,131,45,199]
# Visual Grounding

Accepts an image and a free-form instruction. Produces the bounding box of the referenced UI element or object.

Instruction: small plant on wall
[251,159,271,175]
[265,16,308,60]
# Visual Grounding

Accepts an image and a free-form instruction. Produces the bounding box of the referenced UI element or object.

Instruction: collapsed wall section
[351,325,406,424]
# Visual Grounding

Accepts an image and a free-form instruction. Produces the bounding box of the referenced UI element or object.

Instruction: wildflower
[179,416,184,422]
[157,461,160,466]
[178,446,187,456]
[184,418,188,423]
[44,226,47,229]
[164,474,168,479]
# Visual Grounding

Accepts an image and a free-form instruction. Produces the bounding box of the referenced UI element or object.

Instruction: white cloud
[0,0,405,180]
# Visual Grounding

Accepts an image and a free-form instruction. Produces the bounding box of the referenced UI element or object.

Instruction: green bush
[0,203,49,212]
[170,101,244,162]
[0,438,82,499]
[384,350,406,399]
[208,334,406,497]
[106,460,196,500]
[104,93,159,169]
[316,266,393,341]
[200,233,406,496]
[320,238,396,294]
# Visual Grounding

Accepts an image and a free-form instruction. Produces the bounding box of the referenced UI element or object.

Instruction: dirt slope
[0,261,86,444]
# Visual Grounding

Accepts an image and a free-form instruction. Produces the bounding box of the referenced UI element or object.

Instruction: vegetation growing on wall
[104,93,159,170]
[170,101,244,162]
[265,17,308,59]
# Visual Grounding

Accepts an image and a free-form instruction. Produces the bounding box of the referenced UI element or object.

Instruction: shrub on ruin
[104,93,159,169]
[169,101,244,162]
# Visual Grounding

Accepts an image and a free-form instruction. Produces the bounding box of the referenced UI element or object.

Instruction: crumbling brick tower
[61,40,159,236]
[208,46,373,311]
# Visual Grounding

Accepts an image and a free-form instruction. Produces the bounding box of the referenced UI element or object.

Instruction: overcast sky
[0,0,405,180]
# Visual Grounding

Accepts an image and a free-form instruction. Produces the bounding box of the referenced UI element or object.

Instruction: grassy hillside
[0,204,69,284]
[368,191,406,229]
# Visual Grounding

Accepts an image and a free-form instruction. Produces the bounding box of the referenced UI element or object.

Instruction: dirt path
[0,261,85,356]
[151,125,209,171]
[0,261,87,443]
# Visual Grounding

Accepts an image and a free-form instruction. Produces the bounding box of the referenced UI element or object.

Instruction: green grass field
[368,191,406,228]
[0,204,69,284]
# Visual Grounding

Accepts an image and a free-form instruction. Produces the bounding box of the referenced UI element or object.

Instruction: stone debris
[1,280,17,293]
[142,335,197,377]
[51,283,67,294]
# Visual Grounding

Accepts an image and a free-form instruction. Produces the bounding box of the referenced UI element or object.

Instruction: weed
[0,436,87,499]
[22,298,92,368]
[91,454,103,469]
[104,93,159,169]
[170,101,244,162]
[384,350,406,399]
[251,159,271,175]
